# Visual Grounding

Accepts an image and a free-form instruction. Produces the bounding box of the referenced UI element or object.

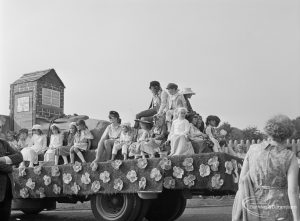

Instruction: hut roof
[12,68,65,88]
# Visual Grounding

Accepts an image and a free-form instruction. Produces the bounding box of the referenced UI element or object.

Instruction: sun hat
[69,122,77,127]
[149,81,160,89]
[166,83,178,90]
[50,124,59,129]
[181,88,195,95]
[32,124,42,130]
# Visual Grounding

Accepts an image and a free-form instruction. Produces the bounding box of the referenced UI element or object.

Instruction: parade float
[5,69,243,221]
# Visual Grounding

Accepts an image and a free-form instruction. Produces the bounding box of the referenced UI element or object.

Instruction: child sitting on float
[205,115,222,152]
[6,130,19,151]
[17,129,31,151]
[20,124,47,167]
[111,122,133,161]
[70,119,94,164]
[55,122,77,165]
[44,124,63,162]
[166,107,194,156]
[129,118,152,159]
[140,115,168,158]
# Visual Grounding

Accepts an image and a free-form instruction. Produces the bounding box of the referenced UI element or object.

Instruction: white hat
[32,124,42,130]
[50,124,59,129]
[69,122,77,127]
[181,88,195,95]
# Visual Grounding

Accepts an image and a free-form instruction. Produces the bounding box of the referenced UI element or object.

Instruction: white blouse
[49,134,63,149]
[168,119,190,140]
[29,134,47,154]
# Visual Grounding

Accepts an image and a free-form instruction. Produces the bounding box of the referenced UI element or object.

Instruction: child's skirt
[44,149,56,162]
[140,139,161,155]
[74,142,88,151]
[129,142,144,158]
[112,141,131,155]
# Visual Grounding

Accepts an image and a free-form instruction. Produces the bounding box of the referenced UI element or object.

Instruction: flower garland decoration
[71,182,80,195]
[53,184,61,195]
[51,166,60,177]
[183,174,196,188]
[36,187,46,198]
[137,158,148,169]
[33,165,42,175]
[73,161,82,173]
[159,157,172,170]
[150,168,162,182]
[139,177,147,190]
[211,174,224,189]
[26,178,35,190]
[113,178,123,191]
[126,170,138,183]
[208,156,219,172]
[81,172,91,185]
[91,181,101,193]
[182,158,194,172]
[63,173,72,184]
[19,166,26,177]
[224,161,233,175]
[100,171,110,183]
[20,188,29,198]
[111,160,122,170]
[43,175,51,186]
[90,162,98,172]
[199,164,210,177]
[163,176,175,189]
[173,166,184,179]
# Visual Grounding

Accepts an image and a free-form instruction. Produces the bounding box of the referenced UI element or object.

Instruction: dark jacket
[0,139,23,202]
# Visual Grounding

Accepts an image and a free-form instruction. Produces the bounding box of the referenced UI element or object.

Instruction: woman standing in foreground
[232,115,300,221]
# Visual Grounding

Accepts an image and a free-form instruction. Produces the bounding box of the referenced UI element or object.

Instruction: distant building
[10,69,65,131]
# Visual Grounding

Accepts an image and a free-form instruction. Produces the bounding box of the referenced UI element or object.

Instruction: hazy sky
[1,0,299,130]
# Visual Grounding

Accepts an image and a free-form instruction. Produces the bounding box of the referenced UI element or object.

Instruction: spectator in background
[134,81,168,128]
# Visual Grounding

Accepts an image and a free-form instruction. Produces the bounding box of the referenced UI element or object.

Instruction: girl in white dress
[205,115,221,152]
[44,124,63,162]
[20,124,47,167]
[17,129,31,151]
[167,107,194,156]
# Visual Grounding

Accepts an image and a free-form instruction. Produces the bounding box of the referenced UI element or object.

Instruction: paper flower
[208,156,219,172]
[90,162,98,172]
[81,172,91,185]
[163,176,175,189]
[73,161,82,173]
[150,168,162,181]
[126,170,138,183]
[211,174,224,189]
[220,129,227,136]
[139,177,147,190]
[20,188,29,198]
[26,178,35,190]
[182,158,194,172]
[91,181,101,193]
[199,164,211,177]
[33,165,42,175]
[53,184,61,195]
[137,158,148,169]
[159,157,172,170]
[113,178,123,191]
[173,166,184,179]
[225,161,233,175]
[43,175,51,186]
[111,160,122,170]
[71,182,80,195]
[51,166,60,177]
[36,187,46,198]
[100,171,110,183]
[19,166,26,177]
[183,174,196,188]
[63,173,72,184]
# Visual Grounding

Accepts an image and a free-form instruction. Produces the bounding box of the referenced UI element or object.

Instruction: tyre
[21,208,43,215]
[145,190,186,221]
[134,199,152,221]
[90,193,142,221]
